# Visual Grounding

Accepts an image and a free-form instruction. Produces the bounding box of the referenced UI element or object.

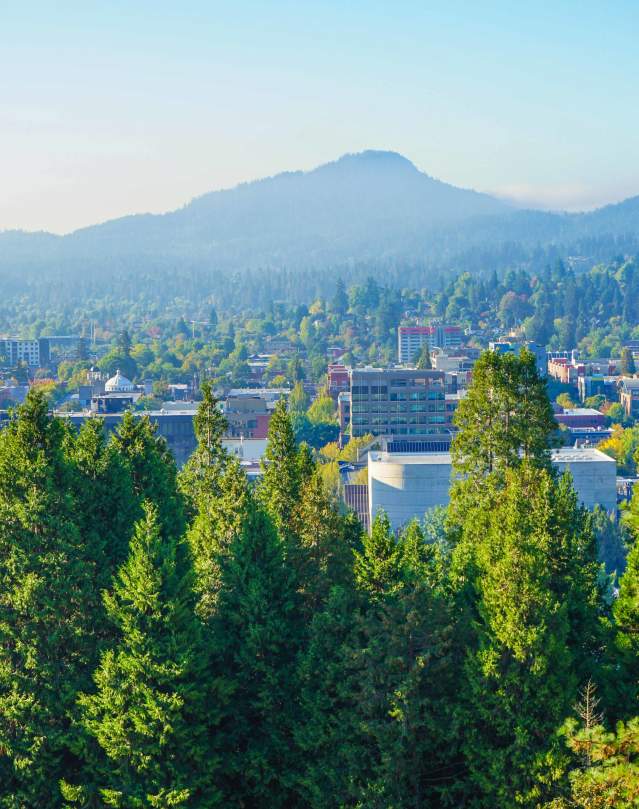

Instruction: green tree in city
[354,511,403,602]
[621,347,637,377]
[211,503,301,807]
[66,503,219,807]
[452,465,576,807]
[0,391,104,805]
[111,411,186,540]
[451,348,557,480]
[65,416,138,576]
[331,278,348,317]
[257,398,301,539]
[415,343,432,368]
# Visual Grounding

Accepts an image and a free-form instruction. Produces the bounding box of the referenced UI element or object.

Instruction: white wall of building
[368,448,617,532]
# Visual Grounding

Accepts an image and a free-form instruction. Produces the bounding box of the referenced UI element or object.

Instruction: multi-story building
[328,363,350,397]
[489,340,547,376]
[223,395,272,439]
[0,338,41,368]
[619,378,639,419]
[347,367,450,438]
[397,323,462,364]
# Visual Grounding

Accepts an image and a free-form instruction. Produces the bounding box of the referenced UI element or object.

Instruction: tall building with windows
[348,367,450,438]
[397,323,462,363]
[0,338,41,367]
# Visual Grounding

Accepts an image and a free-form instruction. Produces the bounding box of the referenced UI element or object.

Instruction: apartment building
[0,338,41,367]
[397,323,462,364]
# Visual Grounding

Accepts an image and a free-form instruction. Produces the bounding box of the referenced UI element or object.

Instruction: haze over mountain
[1,150,639,286]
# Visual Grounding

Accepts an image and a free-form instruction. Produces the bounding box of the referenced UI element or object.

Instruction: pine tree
[211,503,301,807]
[111,411,185,540]
[65,416,138,577]
[354,511,403,601]
[452,465,586,807]
[256,398,301,538]
[179,385,249,620]
[415,343,432,369]
[611,541,639,714]
[331,278,348,317]
[0,391,103,805]
[292,468,356,611]
[67,503,219,807]
[621,347,636,377]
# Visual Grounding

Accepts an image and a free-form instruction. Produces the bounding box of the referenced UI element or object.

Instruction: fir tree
[354,511,403,601]
[65,416,138,577]
[111,411,185,540]
[611,541,639,714]
[0,391,102,805]
[415,343,432,369]
[67,503,219,807]
[452,465,588,807]
[256,398,301,538]
[211,503,301,807]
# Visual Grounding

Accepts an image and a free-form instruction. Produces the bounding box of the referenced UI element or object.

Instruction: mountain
[1,150,639,289]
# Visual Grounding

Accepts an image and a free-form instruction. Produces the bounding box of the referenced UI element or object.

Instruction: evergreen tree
[292,468,356,611]
[452,465,594,807]
[111,411,185,540]
[178,381,229,511]
[211,503,301,807]
[65,417,138,576]
[256,398,301,538]
[331,278,348,316]
[621,347,637,376]
[354,511,402,602]
[611,541,639,714]
[452,348,556,480]
[415,343,432,369]
[0,391,102,805]
[67,503,218,807]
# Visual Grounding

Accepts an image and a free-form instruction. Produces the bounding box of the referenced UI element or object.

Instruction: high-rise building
[397,323,462,363]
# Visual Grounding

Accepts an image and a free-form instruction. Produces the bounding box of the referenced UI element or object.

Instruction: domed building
[105,369,135,393]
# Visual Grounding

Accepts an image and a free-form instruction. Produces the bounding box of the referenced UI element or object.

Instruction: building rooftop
[369,447,615,465]
[559,408,604,417]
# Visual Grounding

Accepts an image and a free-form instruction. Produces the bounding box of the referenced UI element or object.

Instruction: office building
[348,367,450,438]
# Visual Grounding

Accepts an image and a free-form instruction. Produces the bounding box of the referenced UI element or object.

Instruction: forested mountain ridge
[2,150,639,292]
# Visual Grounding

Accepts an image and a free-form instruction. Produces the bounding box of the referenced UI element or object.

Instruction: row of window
[351,403,446,414]
[351,414,448,426]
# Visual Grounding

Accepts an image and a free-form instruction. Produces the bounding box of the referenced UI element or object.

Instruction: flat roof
[369,447,615,465]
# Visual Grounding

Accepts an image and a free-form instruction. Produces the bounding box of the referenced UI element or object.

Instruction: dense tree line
[1,352,639,806]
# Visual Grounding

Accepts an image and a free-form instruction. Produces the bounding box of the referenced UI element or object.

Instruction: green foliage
[69,503,218,806]
[211,503,301,807]
[0,391,107,805]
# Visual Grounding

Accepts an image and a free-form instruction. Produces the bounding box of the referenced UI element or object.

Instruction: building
[555,408,607,429]
[578,375,618,403]
[62,410,198,466]
[0,338,41,368]
[40,335,88,364]
[367,447,617,531]
[328,364,350,397]
[490,340,547,376]
[348,367,449,438]
[223,395,271,439]
[397,323,462,364]
[619,377,639,419]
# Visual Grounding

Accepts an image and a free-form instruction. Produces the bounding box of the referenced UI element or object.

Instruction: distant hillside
[1,150,639,291]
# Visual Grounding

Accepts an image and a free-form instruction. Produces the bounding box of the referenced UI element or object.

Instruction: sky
[2,0,638,233]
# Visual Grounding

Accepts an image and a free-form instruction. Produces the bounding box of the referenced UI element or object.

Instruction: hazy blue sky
[2,1,638,232]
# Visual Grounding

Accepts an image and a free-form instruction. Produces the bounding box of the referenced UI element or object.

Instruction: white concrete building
[368,447,617,531]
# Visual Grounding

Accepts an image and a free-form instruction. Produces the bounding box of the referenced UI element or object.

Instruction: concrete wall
[368,449,617,532]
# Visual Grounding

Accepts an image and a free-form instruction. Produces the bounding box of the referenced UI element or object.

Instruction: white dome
[105,369,134,392]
